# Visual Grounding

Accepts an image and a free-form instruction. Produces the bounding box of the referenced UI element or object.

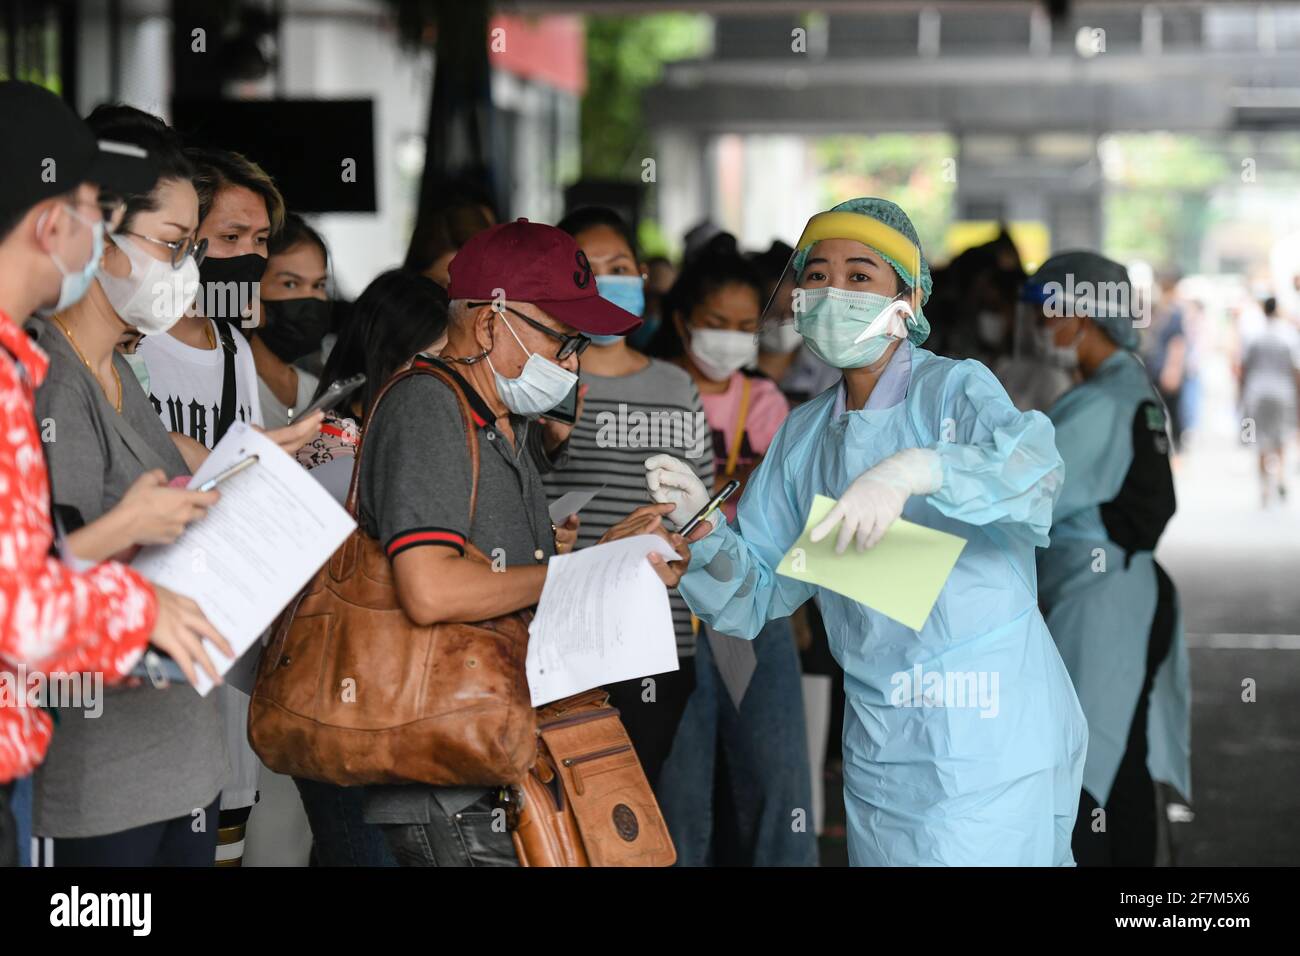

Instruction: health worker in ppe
[1027,251,1190,867]
[645,198,1088,866]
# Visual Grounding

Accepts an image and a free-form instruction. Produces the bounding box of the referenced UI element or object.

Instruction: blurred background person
[638,253,677,351]
[1240,296,1300,506]
[1146,269,1189,462]
[402,182,496,288]
[1030,252,1190,867]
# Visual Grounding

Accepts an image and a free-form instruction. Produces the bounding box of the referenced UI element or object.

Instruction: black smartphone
[290,373,366,421]
[543,382,579,426]
[680,479,741,536]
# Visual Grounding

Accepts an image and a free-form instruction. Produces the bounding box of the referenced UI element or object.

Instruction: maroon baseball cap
[446,218,642,335]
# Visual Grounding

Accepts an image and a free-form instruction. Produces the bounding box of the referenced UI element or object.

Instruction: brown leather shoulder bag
[248,360,536,787]
[507,689,676,867]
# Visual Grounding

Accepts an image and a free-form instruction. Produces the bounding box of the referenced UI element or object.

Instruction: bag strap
[724,375,752,478]
[213,320,238,444]
[343,357,481,525]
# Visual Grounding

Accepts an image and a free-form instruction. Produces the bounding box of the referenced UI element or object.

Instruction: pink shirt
[699,372,790,520]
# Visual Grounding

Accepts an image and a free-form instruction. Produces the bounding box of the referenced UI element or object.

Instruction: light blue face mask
[595,273,645,318]
[121,349,151,395]
[36,207,104,317]
[795,286,914,369]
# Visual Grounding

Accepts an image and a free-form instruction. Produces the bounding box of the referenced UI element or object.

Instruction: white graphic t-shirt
[137,320,264,448]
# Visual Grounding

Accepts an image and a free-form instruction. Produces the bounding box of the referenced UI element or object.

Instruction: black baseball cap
[0,80,158,215]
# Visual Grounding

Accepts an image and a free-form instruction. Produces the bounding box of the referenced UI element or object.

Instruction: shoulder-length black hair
[84,105,195,235]
[313,269,449,418]
[646,234,764,360]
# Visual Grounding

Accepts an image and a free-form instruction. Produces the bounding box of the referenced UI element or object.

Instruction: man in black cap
[0,80,232,867]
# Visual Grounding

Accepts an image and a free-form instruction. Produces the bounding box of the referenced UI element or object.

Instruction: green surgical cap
[792,197,934,345]
[1029,250,1142,351]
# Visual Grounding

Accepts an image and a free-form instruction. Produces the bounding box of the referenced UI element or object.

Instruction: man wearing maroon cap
[354,219,690,866]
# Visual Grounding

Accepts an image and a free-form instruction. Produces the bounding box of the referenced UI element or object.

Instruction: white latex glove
[810,448,942,553]
[645,454,710,530]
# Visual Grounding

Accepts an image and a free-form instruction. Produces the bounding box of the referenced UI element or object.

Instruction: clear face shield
[760,209,924,369]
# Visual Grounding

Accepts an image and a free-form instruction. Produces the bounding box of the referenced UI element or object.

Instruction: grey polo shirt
[357,356,556,823]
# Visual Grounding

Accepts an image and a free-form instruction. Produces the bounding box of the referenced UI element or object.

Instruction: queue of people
[0,76,1194,868]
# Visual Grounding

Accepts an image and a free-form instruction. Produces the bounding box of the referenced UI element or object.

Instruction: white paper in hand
[526,534,680,706]
[547,484,604,524]
[131,422,356,695]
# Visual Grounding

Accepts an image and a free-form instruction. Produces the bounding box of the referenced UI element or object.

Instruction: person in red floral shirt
[0,81,231,866]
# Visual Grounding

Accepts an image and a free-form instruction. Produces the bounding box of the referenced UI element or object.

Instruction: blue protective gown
[678,343,1088,866]
[1037,350,1191,807]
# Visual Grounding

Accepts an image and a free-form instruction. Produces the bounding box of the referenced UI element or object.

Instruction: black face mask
[260,297,333,363]
[198,253,268,321]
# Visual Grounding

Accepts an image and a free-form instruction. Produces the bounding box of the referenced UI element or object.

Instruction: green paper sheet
[775,494,966,631]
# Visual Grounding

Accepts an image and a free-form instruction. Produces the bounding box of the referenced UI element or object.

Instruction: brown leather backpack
[247,360,536,787]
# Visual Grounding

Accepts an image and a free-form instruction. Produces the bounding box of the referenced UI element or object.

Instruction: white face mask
[689,327,758,381]
[487,312,579,417]
[759,318,803,354]
[97,235,200,335]
[1035,323,1081,370]
[976,310,1006,347]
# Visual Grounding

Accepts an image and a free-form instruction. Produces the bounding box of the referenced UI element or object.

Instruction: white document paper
[526,534,680,706]
[131,422,356,695]
[547,484,604,524]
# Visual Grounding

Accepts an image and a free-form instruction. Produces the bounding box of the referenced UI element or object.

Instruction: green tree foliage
[581,14,710,179]
[812,134,959,255]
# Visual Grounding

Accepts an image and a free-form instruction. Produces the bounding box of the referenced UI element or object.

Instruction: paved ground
[1156,404,1300,866]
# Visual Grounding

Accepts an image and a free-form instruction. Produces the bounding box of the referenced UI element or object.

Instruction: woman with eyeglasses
[24,105,234,866]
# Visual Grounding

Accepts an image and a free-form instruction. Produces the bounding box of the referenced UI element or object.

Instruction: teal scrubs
[1038,350,1191,808]
[678,343,1088,866]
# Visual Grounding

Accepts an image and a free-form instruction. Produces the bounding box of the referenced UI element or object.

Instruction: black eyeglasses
[469,301,590,360]
[123,232,208,269]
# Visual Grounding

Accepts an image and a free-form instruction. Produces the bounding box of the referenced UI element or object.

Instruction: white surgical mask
[759,318,803,354]
[976,310,1006,347]
[97,235,200,335]
[487,312,579,417]
[688,327,758,381]
[1035,324,1081,371]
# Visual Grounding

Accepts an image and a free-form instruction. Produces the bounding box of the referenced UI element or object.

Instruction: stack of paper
[526,534,680,706]
[132,422,356,695]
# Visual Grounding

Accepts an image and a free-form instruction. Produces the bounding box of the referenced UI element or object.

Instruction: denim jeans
[0,782,16,867]
[378,788,517,867]
[11,775,31,866]
[293,778,395,867]
[46,797,220,866]
[657,617,818,866]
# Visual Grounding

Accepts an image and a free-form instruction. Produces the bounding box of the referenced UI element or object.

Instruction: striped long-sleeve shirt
[543,358,714,656]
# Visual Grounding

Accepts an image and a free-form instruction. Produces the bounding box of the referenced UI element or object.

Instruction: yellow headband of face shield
[795,212,923,311]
